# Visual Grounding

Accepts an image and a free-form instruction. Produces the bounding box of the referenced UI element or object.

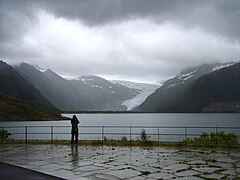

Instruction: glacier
[111,80,160,110]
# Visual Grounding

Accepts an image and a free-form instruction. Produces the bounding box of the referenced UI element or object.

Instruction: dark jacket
[71,116,79,132]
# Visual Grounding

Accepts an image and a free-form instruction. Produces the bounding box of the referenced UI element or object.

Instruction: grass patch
[1,138,239,149]
[1,139,182,147]
[179,131,240,148]
[140,171,151,176]
[1,130,239,149]
[0,129,11,142]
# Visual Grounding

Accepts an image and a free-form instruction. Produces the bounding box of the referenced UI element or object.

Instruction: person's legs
[75,131,78,144]
[71,133,74,144]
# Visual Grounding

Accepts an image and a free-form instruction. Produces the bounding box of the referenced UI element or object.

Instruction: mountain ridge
[70,75,140,111]
[0,61,56,110]
[15,63,140,111]
[135,61,240,112]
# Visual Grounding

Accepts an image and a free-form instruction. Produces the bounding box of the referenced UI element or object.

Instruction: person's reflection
[71,145,79,167]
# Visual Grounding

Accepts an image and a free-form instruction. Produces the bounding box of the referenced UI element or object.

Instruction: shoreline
[0,117,71,122]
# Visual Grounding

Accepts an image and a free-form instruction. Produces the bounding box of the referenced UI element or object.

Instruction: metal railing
[1,126,240,145]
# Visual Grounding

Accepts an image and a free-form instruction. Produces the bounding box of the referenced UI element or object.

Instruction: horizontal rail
[2,125,240,128]
[1,125,240,145]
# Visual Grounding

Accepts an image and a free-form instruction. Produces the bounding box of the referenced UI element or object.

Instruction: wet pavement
[0,144,239,179]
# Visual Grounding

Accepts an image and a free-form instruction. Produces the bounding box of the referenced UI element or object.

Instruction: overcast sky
[1,0,240,83]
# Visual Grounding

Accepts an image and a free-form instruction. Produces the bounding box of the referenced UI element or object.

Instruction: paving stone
[93,163,113,168]
[174,170,199,177]
[192,167,221,174]
[138,158,158,164]
[221,169,236,176]
[175,177,203,180]
[229,176,239,179]
[167,155,188,162]
[236,168,240,173]
[200,173,225,179]
[147,172,177,179]
[74,165,105,173]
[27,161,50,166]
[76,161,93,167]
[77,170,97,177]
[162,163,189,172]
[0,145,240,180]
[107,169,141,179]
[109,165,133,171]
[127,176,145,180]
[208,161,233,169]
[92,173,121,180]
[235,161,240,168]
[105,161,125,167]
[156,160,178,167]
[32,164,62,171]
[133,165,159,173]
[49,169,78,179]
[230,152,240,157]
[215,157,236,163]
[187,160,206,165]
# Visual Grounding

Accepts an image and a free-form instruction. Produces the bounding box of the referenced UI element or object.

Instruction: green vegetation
[180,131,239,148]
[2,138,239,149]
[139,129,150,141]
[0,129,11,141]
[137,128,153,145]
[0,92,61,120]
[140,171,151,176]
[121,136,128,142]
[1,129,239,149]
[1,139,177,147]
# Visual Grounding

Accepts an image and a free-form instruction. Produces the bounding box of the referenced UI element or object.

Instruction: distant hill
[70,76,140,111]
[15,63,93,111]
[0,92,61,120]
[136,62,240,112]
[0,61,56,110]
[15,63,140,111]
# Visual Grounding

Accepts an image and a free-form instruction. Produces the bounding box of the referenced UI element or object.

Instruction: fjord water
[66,113,240,126]
[1,113,240,141]
[2,113,240,126]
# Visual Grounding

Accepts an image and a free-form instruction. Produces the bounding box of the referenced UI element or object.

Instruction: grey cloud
[1,0,240,83]
[32,0,240,41]
[0,0,37,42]
[1,0,240,41]
[38,0,205,24]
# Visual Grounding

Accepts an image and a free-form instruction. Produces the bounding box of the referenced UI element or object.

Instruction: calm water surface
[1,113,240,126]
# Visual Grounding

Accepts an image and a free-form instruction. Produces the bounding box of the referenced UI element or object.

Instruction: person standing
[71,115,79,144]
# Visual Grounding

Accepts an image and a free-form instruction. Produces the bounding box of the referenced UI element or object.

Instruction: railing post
[184,127,187,147]
[25,126,28,144]
[216,127,218,147]
[1,127,4,144]
[51,126,53,144]
[102,126,104,143]
[130,126,132,144]
[158,126,160,145]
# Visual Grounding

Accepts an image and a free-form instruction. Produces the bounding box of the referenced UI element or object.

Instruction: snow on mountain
[211,62,236,72]
[70,76,140,111]
[111,80,160,110]
[162,61,237,89]
[76,76,93,82]
[177,69,198,81]
[30,63,47,73]
[136,62,240,113]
